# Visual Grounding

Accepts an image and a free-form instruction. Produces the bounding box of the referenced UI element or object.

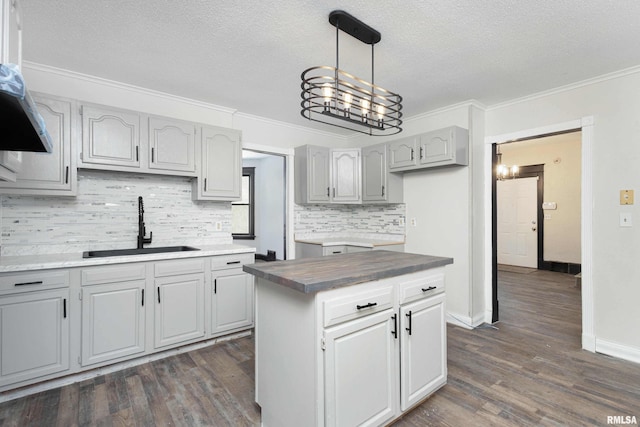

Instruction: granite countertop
[243,250,453,293]
[0,244,255,273]
[295,237,405,248]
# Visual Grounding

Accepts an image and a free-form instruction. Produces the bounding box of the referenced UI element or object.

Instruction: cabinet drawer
[0,270,70,295]
[211,253,254,270]
[323,285,394,327]
[398,271,445,305]
[322,246,346,256]
[154,258,205,277]
[82,263,146,286]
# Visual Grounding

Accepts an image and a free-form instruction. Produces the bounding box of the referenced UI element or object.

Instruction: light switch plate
[620,212,633,227]
[620,190,634,205]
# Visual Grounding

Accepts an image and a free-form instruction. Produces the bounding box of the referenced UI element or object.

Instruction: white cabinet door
[0,288,69,387]
[154,273,205,348]
[148,116,196,174]
[0,94,76,195]
[193,125,242,200]
[81,104,141,169]
[308,145,331,203]
[399,292,446,411]
[331,149,360,203]
[362,144,387,202]
[81,280,146,366]
[211,269,253,335]
[1,0,22,68]
[419,127,454,165]
[324,308,397,427]
[388,136,418,170]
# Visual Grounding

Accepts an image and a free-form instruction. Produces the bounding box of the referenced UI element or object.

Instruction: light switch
[620,190,634,205]
[620,213,632,227]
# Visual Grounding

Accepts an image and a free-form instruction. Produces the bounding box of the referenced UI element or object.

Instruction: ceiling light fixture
[496,145,519,180]
[301,10,403,136]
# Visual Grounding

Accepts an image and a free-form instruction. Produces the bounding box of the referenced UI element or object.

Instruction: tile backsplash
[0,170,232,256]
[294,203,406,239]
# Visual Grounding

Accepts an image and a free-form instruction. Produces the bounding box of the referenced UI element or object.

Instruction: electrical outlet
[410,218,417,227]
[399,217,405,227]
[620,213,632,227]
[620,190,634,205]
[215,221,222,231]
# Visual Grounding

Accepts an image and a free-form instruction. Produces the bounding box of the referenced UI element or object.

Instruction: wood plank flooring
[1,269,639,426]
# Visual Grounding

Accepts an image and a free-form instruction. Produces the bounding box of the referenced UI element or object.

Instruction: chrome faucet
[137,196,152,249]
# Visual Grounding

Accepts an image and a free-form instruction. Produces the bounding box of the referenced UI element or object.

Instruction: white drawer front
[154,258,205,277]
[398,272,445,305]
[211,253,254,270]
[82,263,146,286]
[0,270,70,294]
[324,285,394,327]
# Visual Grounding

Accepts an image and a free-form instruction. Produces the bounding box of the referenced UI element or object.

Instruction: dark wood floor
[2,269,639,426]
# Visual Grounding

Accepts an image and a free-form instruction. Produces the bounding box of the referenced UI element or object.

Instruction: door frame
[495,164,545,269]
[241,142,294,260]
[484,117,594,352]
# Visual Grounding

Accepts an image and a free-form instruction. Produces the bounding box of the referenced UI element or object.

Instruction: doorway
[233,149,287,260]
[490,129,584,329]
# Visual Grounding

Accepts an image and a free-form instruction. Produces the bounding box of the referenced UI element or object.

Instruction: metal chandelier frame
[300,10,403,136]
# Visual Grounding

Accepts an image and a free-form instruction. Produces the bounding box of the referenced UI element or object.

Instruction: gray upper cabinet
[295,145,331,204]
[388,126,468,172]
[0,93,77,195]
[388,135,419,171]
[331,149,360,203]
[148,116,196,174]
[1,0,22,68]
[80,104,141,170]
[192,125,242,201]
[80,103,198,177]
[362,143,403,204]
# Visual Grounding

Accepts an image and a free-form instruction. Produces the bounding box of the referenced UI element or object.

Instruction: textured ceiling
[19,0,640,135]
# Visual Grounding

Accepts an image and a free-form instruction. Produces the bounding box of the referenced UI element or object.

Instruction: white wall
[486,69,640,356]
[500,133,582,264]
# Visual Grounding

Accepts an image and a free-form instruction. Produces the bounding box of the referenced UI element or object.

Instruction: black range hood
[0,63,53,153]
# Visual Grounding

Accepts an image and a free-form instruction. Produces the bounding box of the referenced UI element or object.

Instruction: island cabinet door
[399,292,447,411]
[324,308,398,427]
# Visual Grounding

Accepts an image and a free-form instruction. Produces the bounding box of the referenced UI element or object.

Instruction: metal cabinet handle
[420,147,424,159]
[405,310,412,335]
[382,185,385,197]
[141,289,145,307]
[410,148,414,160]
[136,146,139,162]
[151,147,155,163]
[15,281,43,286]
[157,287,161,303]
[65,166,69,184]
[327,187,330,197]
[204,178,207,191]
[391,314,397,339]
[421,286,437,292]
[63,298,67,319]
[226,261,241,265]
[356,302,377,310]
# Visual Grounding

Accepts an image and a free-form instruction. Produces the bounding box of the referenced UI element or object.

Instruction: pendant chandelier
[300,10,403,136]
[496,145,519,180]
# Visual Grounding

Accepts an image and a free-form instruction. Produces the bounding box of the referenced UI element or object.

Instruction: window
[232,167,255,239]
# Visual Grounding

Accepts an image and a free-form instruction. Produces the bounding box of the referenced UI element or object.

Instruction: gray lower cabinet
[0,93,77,195]
[210,253,255,335]
[0,270,70,388]
[192,125,242,201]
[80,263,146,367]
[153,259,206,349]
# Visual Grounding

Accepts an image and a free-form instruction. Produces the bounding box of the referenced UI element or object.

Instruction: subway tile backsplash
[294,203,406,239]
[0,170,232,256]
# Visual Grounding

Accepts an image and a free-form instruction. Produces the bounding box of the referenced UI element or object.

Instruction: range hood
[0,63,53,153]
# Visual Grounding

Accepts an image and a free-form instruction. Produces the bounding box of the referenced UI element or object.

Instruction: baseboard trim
[446,312,485,330]
[539,261,581,275]
[596,339,640,364]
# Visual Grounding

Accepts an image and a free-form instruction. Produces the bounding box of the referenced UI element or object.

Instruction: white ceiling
[19,1,640,135]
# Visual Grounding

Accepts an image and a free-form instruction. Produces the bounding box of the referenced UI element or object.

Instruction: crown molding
[22,61,238,115]
[487,64,640,111]
[232,111,350,141]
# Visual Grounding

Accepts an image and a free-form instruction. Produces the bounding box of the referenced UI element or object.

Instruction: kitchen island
[243,250,453,427]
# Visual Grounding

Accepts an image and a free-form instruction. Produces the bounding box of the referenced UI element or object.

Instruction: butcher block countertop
[243,250,453,294]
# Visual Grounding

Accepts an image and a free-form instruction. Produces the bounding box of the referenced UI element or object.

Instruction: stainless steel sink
[82,246,200,258]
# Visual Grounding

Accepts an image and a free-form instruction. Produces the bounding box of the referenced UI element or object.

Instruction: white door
[497,177,538,268]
